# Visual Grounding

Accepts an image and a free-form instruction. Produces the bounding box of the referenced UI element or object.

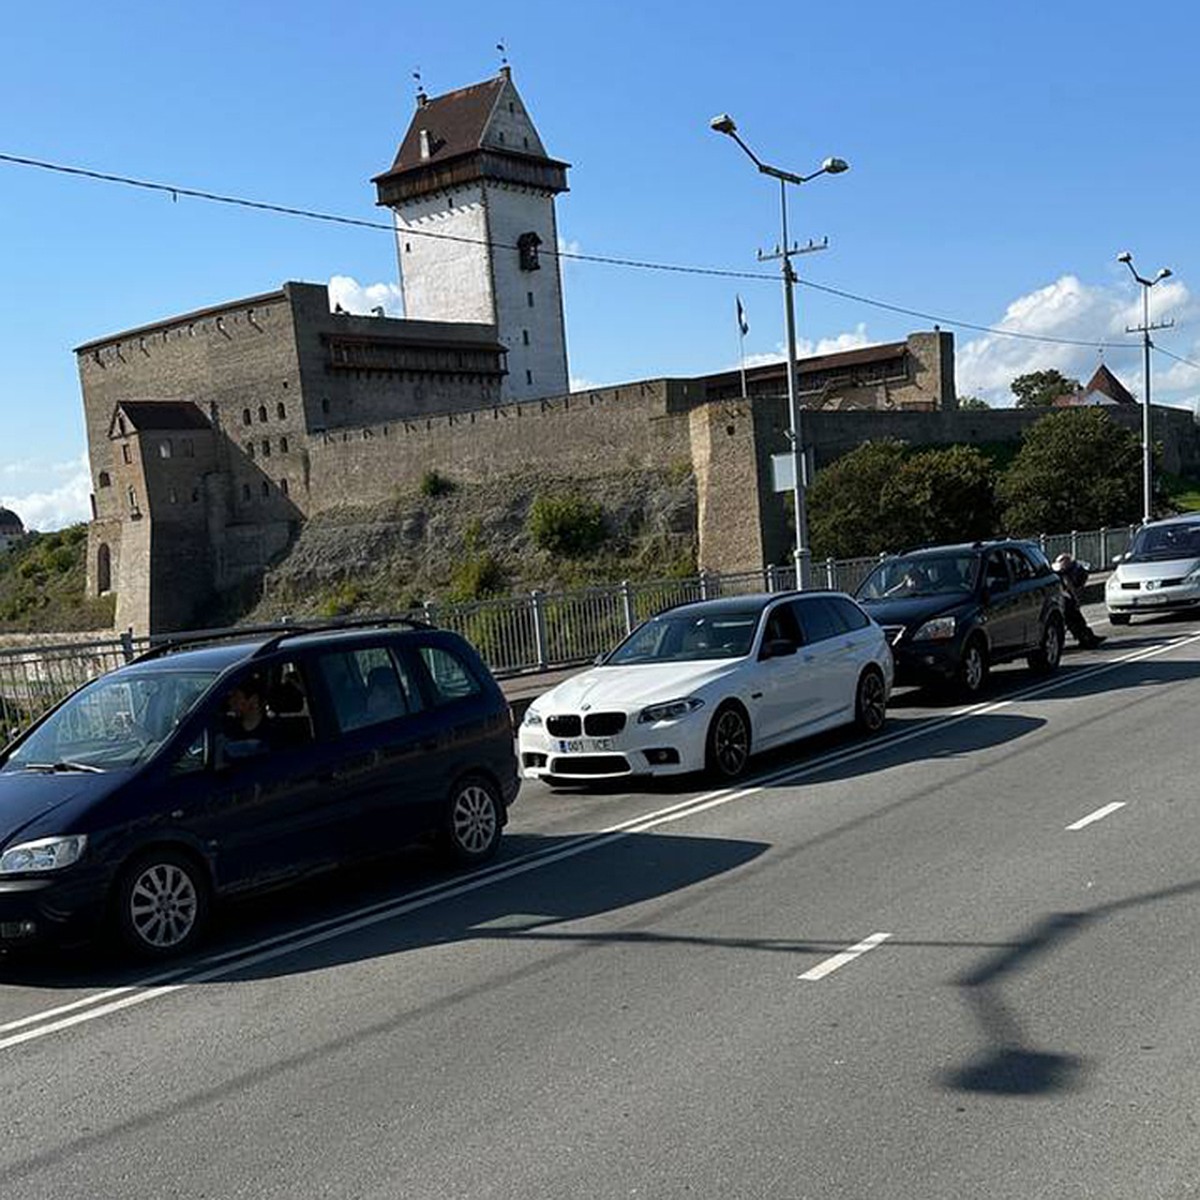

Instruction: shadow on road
[942,877,1200,1097]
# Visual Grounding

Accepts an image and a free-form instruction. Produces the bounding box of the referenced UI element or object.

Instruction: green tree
[1010,369,1080,409]
[957,395,991,411]
[998,407,1143,534]
[807,440,997,559]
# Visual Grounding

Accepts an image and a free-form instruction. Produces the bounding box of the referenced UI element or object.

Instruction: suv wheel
[1027,616,1064,675]
[114,849,210,959]
[443,774,502,865]
[956,636,989,698]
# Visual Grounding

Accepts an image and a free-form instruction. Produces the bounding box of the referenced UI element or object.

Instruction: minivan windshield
[858,554,978,600]
[1126,522,1200,563]
[5,670,218,772]
[607,609,761,664]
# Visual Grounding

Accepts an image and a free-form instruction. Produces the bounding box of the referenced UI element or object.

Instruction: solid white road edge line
[1066,801,1127,831]
[798,932,893,981]
[3,629,1198,1050]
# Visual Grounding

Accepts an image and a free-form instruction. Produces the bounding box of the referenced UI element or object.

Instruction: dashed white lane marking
[1066,801,1126,831]
[798,932,893,981]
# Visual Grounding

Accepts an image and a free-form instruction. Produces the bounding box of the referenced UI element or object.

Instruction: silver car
[1106,514,1200,625]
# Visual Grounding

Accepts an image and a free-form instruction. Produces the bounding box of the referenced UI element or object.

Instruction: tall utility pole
[710,114,848,590]
[1118,251,1174,524]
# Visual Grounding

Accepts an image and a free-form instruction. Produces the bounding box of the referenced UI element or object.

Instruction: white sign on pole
[771,453,795,492]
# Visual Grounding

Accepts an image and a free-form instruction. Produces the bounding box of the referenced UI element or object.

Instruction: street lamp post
[1117,251,1173,524]
[710,114,847,590]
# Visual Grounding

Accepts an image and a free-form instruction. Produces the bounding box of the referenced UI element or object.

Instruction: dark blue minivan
[0,622,519,958]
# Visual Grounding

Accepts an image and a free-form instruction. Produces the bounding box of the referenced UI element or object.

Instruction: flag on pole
[736,295,749,337]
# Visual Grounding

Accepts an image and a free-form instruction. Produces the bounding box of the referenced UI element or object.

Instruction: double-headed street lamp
[1117,250,1173,524]
[710,113,848,589]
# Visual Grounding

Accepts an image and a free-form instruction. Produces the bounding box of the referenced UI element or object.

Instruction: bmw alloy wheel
[856,670,887,733]
[707,705,750,779]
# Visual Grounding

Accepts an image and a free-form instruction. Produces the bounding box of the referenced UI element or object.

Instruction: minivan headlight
[0,835,87,875]
[638,697,705,724]
[913,616,956,642]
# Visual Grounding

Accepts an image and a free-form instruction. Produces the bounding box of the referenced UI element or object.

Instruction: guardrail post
[422,600,437,627]
[120,627,135,664]
[1100,526,1109,566]
[765,564,779,593]
[1070,530,1078,559]
[1039,532,1047,554]
[699,570,710,601]
[620,580,636,634]
[825,558,836,589]
[530,590,549,669]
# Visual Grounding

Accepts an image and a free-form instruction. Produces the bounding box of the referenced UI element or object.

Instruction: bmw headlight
[638,697,705,724]
[913,616,956,642]
[522,707,543,727]
[0,835,87,875]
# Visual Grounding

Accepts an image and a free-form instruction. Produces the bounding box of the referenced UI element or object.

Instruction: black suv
[855,540,1065,696]
[0,621,519,958]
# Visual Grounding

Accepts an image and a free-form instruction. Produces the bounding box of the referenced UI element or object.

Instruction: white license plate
[557,737,614,753]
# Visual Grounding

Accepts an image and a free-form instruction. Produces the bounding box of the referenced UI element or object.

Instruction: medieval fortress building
[78,69,1193,634]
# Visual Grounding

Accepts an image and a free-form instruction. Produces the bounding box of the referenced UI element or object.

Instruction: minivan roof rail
[130,615,434,665]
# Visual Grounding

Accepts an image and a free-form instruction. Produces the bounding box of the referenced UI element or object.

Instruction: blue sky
[3,0,1199,528]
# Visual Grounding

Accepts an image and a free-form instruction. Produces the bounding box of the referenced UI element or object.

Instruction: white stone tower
[374,68,571,402]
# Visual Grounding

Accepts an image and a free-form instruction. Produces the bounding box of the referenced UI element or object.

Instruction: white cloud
[1,454,91,532]
[570,375,602,392]
[956,274,1198,406]
[737,324,871,372]
[327,275,404,317]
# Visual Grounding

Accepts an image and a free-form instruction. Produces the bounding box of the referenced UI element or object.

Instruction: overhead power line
[0,150,1165,353]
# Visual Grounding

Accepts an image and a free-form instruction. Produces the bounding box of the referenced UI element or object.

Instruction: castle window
[90,494,97,520]
[523,136,529,149]
[121,444,132,465]
[522,329,530,346]
[98,471,111,488]
[261,480,270,497]
[497,131,505,144]
[261,439,271,458]
[118,417,127,436]
[127,487,138,513]
[258,405,268,423]
[242,483,251,501]
[526,370,533,386]
[279,478,289,497]
[280,436,289,453]
[181,439,194,458]
[246,442,255,460]
[191,488,200,503]
[159,439,173,459]
[526,291,534,307]
[518,232,541,272]
[322,398,330,414]
[242,408,252,426]
[277,402,286,419]
[96,543,112,595]
[405,242,411,253]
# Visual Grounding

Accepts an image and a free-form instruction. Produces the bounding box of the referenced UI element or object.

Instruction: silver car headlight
[0,835,88,875]
[638,697,705,724]
[913,616,956,642]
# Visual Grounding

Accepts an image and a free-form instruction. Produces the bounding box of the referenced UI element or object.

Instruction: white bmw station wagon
[518,592,894,784]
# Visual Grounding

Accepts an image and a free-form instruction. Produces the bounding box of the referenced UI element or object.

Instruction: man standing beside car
[1052,553,1107,649]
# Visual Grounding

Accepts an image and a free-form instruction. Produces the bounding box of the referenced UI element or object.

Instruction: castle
[77,69,1196,634]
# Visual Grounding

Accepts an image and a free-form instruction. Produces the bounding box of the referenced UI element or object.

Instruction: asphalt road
[3,605,1200,1198]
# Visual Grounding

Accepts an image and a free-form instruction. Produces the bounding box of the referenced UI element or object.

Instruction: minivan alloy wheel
[446,776,501,863]
[117,851,209,956]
